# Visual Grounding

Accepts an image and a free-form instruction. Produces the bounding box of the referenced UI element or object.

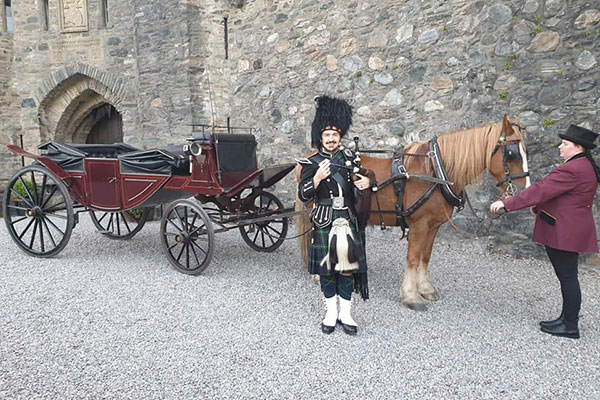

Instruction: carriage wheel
[239,191,288,252]
[160,199,215,275]
[89,207,150,240]
[2,165,74,257]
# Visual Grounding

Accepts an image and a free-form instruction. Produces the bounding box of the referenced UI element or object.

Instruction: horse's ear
[502,114,513,136]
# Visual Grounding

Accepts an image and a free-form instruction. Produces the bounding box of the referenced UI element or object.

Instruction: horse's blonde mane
[436,124,502,190]
[405,122,524,191]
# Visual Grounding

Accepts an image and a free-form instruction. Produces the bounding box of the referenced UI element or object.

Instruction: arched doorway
[36,65,126,144]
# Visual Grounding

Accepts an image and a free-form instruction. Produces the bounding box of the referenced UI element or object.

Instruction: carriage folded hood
[38,142,86,172]
[119,149,188,176]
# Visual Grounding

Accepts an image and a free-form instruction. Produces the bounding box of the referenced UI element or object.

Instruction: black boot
[539,314,563,329]
[540,318,579,339]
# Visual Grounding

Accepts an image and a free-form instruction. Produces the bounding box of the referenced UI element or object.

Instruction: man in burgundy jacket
[491,124,600,339]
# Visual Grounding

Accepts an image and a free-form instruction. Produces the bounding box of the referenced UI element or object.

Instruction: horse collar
[429,137,465,210]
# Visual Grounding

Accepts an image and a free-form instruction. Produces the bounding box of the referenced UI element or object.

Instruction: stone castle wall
[0,0,598,261]
[0,33,19,182]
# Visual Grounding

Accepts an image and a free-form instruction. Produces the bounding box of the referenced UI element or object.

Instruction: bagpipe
[296,156,375,230]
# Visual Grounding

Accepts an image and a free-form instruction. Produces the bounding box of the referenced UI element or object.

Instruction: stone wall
[0,32,19,182]
[130,0,197,147]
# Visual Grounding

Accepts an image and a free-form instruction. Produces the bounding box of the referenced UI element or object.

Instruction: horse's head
[488,115,531,196]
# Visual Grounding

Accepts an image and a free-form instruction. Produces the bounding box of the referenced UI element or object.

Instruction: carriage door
[86,160,121,210]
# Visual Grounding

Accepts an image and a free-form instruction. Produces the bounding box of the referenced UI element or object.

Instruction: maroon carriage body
[10,132,293,213]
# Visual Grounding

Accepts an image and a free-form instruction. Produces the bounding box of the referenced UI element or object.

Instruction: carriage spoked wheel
[89,207,150,240]
[2,165,74,257]
[160,199,215,275]
[239,191,288,252]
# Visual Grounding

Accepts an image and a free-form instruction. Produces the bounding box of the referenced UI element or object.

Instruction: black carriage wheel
[239,191,288,252]
[2,165,74,257]
[160,199,215,275]
[89,207,150,240]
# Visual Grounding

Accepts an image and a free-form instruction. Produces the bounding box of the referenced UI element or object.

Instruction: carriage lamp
[183,141,203,174]
[183,141,202,157]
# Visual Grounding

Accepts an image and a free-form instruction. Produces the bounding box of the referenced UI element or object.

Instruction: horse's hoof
[404,301,427,312]
[421,291,440,301]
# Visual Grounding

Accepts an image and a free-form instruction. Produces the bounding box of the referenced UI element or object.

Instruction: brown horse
[296,115,530,310]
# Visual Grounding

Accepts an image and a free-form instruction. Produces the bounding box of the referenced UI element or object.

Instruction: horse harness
[492,123,530,196]
[367,124,530,238]
[367,137,460,237]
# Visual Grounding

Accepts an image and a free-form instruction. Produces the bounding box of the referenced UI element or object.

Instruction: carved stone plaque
[59,0,89,33]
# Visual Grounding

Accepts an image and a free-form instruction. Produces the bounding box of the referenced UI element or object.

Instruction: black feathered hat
[310,96,353,148]
[559,124,599,149]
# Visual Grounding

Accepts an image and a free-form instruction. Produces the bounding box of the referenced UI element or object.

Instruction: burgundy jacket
[503,154,599,253]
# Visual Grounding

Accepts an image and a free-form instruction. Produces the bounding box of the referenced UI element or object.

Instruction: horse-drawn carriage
[3,125,298,275]
[4,115,530,310]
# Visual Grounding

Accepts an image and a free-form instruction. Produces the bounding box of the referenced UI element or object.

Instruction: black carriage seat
[214,133,257,172]
[119,147,189,176]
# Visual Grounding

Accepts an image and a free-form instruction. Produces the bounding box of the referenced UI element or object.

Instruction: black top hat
[310,96,353,148]
[559,124,598,149]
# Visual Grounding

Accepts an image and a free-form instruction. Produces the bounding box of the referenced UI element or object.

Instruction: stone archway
[36,64,126,143]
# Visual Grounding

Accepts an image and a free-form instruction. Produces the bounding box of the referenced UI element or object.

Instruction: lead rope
[442,204,473,237]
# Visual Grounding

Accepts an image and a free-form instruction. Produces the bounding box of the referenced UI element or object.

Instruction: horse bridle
[491,123,530,196]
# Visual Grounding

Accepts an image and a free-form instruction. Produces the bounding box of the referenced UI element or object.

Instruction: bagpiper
[297,96,370,335]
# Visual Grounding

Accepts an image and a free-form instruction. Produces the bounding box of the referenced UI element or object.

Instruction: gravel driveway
[1,214,599,399]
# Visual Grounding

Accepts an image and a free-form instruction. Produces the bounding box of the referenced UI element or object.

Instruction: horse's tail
[295,163,312,268]
[295,195,312,268]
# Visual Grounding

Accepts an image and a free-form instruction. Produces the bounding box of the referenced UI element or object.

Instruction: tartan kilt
[308,209,367,276]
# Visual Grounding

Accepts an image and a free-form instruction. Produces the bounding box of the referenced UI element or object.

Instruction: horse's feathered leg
[401,226,428,311]
[417,225,441,301]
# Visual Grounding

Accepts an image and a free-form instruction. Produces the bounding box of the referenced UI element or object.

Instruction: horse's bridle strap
[495,171,530,187]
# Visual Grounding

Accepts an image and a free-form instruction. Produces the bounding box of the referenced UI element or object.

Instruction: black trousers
[545,246,580,324]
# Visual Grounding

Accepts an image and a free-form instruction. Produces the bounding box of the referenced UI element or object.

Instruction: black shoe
[321,323,335,334]
[337,319,357,335]
[540,322,580,339]
[539,316,563,329]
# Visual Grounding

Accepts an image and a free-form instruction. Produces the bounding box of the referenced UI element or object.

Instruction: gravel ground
[1,214,599,399]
